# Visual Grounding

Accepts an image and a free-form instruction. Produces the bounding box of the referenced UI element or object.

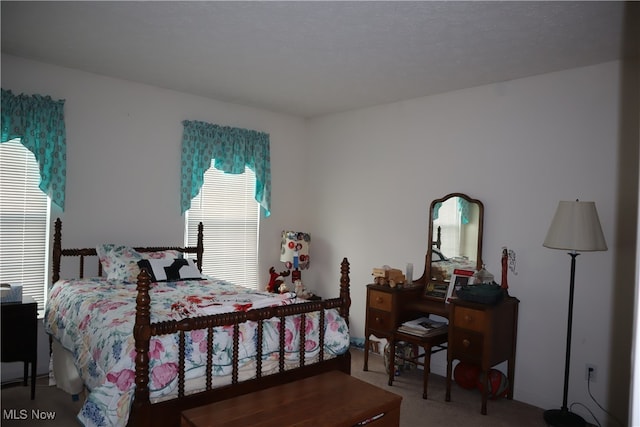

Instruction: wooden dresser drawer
[367,308,393,331]
[369,290,392,312]
[453,306,486,333]
[451,329,483,361]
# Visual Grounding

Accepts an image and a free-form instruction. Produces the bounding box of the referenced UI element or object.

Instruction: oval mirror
[418,193,484,293]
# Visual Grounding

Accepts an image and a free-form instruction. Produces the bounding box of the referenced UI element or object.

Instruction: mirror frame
[416,192,484,291]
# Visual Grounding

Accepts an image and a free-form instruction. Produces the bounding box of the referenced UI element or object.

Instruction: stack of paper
[397,316,448,337]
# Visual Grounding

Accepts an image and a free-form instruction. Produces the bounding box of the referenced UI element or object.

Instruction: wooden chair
[387,327,448,399]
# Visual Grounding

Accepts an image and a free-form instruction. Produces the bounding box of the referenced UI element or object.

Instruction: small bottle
[294,280,304,296]
[406,263,413,284]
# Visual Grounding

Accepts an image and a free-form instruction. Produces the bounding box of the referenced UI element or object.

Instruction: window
[434,200,461,258]
[0,139,51,312]
[185,166,260,289]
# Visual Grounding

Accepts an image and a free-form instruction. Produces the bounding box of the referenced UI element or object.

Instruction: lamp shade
[543,201,607,252]
[280,231,310,270]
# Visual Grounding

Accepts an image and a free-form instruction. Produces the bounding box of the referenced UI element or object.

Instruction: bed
[430,246,477,282]
[430,225,478,281]
[44,219,352,427]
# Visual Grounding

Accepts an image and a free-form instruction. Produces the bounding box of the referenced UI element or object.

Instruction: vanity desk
[363,193,519,414]
[364,192,483,372]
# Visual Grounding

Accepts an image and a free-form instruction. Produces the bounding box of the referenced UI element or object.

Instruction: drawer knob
[375,317,382,324]
[376,297,383,303]
[462,339,470,348]
[464,315,472,323]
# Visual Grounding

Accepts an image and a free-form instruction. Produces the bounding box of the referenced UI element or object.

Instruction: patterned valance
[180,120,271,217]
[433,198,471,225]
[1,89,67,210]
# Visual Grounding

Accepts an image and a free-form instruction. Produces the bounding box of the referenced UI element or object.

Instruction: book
[396,316,447,337]
[397,325,431,337]
[397,324,447,337]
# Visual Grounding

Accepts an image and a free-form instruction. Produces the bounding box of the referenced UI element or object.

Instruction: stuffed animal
[266,267,290,293]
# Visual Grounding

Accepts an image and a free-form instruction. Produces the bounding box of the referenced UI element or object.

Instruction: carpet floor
[1,348,548,426]
[350,347,548,427]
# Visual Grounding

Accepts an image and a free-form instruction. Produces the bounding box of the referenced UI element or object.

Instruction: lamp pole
[543,251,586,427]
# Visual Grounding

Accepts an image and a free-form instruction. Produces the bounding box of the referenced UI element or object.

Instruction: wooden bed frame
[51,219,352,427]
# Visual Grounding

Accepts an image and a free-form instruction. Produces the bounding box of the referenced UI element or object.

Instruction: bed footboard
[128,258,351,427]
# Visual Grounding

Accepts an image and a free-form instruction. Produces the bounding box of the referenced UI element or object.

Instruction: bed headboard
[51,218,204,284]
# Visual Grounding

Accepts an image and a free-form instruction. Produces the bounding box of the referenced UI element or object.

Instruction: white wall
[0,53,312,380]
[1,53,312,279]
[304,61,632,424]
[1,54,635,425]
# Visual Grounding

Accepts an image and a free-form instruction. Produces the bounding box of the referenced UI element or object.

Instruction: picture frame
[447,269,475,303]
[424,281,450,301]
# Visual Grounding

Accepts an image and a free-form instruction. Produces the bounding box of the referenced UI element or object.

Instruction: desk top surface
[1,295,36,306]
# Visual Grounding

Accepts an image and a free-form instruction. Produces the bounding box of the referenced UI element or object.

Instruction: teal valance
[1,89,67,210]
[433,198,471,225]
[180,120,271,217]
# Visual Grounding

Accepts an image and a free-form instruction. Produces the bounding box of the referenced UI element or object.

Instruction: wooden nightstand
[445,296,519,415]
[1,295,38,399]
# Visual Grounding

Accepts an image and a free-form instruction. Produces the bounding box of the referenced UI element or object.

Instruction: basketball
[477,368,509,399]
[453,362,481,389]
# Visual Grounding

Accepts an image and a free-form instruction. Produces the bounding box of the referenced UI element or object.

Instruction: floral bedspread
[44,277,350,427]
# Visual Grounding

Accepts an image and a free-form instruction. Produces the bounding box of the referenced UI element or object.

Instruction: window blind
[434,200,461,258]
[186,166,260,289]
[0,139,50,312]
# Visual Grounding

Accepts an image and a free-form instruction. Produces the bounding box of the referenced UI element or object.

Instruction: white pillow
[96,244,183,282]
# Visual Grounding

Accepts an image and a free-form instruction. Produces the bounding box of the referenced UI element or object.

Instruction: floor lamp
[543,200,607,427]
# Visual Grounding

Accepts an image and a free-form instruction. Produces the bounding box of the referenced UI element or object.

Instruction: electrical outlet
[585,364,597,382]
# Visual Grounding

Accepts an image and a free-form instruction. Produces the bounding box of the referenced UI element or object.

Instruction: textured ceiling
[1,1,627,118]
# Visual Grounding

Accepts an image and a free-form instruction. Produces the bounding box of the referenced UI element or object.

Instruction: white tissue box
[0,283,23,303]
